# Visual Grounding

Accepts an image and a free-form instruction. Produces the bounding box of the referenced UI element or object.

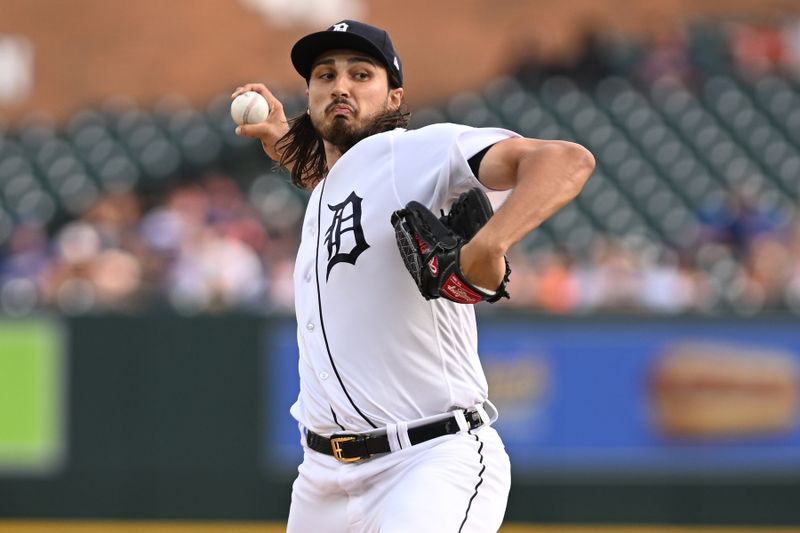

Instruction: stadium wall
[1,0,798,123]
[0,314,799,525]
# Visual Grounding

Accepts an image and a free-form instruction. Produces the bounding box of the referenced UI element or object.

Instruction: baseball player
[233,20,594,532]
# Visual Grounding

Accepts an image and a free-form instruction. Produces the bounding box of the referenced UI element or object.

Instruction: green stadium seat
[777,155,800,190]
[0,152,33,190]
[17,115,57,154]
[43,155,87,191]
[95,154,140,195]
[56,172,100,216]
[33,138,75,174]
[602,204,643,237]
[497,90,539,126]
[2,171,38,206]
[137,138,181,182]
[125,123,161,152]
[482,76,525,111]
[446,91,488,123]
[166,109,223,167]
[586,186,625,222]
[629,171,660,201]
[70,124,113,156]
[579,169,611,198]
[66,109,108,138]
[539,76,580,111]
[3,175,56,225]
[597,138,633,171]
[514,106,562,139]
[408,106,446,128]
[178,123,223,167]
[113,107,153,138]
[248,172,306,231]
[572,107,606,133]
[519,226,554,254]
[84,138,124,172]
[540,203,598,254]
[658,203,701,248]
[0,206,12,246]
[594,76,635,110]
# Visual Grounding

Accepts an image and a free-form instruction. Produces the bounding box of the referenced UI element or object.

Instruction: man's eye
[317,72,334,80]
[354,72,370,80]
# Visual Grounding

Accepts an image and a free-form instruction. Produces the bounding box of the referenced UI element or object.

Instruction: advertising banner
[266,317,800,476]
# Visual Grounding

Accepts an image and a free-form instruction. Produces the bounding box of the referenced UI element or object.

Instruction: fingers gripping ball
[390,188,511,304]
[230,91,270,125]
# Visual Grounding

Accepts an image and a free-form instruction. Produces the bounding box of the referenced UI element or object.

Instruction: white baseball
[230,91,270,126]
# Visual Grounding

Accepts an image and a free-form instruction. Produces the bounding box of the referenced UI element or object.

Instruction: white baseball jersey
[290,123,519,435]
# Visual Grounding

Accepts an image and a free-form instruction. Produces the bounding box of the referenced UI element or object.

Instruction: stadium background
[3,0,800,530]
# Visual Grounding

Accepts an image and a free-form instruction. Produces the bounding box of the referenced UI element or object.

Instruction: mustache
[325,98,356,114]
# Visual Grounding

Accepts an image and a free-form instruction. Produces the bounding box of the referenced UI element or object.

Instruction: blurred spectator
[785,221,800,311]
[781,17,800,75]
[512,27,616,89]
[532,249,580,314]
[637,249,699,314]
[728,21,786,78]
[637,30,693,86]
[746,234,794,309]
[0,222,48,315]
[698,186,784,259]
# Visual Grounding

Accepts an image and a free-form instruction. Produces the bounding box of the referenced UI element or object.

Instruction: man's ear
[388,87,404,111]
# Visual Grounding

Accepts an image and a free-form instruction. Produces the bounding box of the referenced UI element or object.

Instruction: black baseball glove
[390,188,510,304]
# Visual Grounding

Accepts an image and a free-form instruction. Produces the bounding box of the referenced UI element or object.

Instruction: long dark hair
[277,107,410,190]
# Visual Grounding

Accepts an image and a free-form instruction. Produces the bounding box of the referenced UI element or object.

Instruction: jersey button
[305,272,312,282]
[306,322,314,331]
[319,371,329,380]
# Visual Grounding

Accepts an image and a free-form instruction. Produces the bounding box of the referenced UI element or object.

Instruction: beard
[314,99,392,154]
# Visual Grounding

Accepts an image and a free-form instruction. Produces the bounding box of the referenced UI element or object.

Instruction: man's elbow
[542,140,595,196]
[571,142,596,178]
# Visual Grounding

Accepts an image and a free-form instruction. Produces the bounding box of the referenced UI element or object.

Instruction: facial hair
[314,98,391,154]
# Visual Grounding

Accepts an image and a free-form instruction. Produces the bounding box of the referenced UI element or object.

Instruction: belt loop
[474,403,491,426]
[397,421,412,449]
[481,400,499,423]
[452,409,470,433]
[386,422,403,452]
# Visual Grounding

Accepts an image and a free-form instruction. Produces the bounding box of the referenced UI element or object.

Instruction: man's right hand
[231,83,290,162]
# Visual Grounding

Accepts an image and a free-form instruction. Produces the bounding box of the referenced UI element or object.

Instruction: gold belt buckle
[330,436,361,463]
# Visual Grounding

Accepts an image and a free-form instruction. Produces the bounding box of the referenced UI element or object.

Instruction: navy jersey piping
[315,178,378,429]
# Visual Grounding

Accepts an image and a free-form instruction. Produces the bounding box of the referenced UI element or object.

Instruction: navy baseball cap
[291,20,403,88]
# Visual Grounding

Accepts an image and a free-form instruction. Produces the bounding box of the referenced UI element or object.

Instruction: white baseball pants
[286,425,511,532]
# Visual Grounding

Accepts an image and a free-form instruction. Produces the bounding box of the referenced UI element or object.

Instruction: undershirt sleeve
[467,144,494,181]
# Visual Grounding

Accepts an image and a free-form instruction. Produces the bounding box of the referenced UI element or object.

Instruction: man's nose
[331,74,350,97]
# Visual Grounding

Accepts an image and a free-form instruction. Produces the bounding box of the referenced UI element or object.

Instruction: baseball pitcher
[233,19,595,532]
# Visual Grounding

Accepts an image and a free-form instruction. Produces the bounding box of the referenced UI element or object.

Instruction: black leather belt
[306,408,485,462]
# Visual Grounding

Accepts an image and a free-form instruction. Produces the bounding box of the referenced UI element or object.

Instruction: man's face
[307,49,403,149]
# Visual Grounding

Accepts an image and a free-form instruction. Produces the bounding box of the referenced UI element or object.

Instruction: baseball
[230,91,270,125]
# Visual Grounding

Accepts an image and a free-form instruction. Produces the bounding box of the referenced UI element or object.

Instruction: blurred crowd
[503,207,800,316]
[515,17,800,88]
[2,171,800,317]
[0,173,301,315]
[3,17,800,316]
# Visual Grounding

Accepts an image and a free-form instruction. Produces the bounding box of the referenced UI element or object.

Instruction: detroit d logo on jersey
[324,191,369,280]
